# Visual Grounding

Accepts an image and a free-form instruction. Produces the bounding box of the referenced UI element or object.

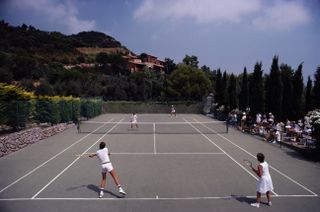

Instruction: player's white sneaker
[268,201,272,206]
[118,187,126,195]
[250,202,260,208]
[99,191,104,198]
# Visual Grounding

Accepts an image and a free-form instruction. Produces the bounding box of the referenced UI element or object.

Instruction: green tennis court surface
[0,114,319,212]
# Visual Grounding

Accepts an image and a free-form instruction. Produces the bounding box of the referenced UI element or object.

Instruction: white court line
[0,118,114,194]
[31,118,125,199]
[194,118,318,197]
[153,123,156,154]
[0,194,317,201]
[112,152,224,155]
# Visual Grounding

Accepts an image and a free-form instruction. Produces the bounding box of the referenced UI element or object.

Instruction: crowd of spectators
[227,108,316,149]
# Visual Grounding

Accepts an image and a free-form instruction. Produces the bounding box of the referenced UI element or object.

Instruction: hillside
[0,20,130,64]
[0,21,170,101]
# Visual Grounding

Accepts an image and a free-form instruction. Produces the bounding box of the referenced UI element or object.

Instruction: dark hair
[257,153,265,163]
[99,142,106,149]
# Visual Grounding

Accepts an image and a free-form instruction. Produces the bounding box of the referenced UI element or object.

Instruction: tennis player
[89,142,126,198]
[131,112,138,128]
[170,105,176,117]
[250,153,274,208]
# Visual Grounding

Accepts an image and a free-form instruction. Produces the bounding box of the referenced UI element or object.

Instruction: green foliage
[0,83,35,101]
[265,56,282,120]
[305,76,313,113]
[165,64,211,101]
[238,67,249,111]
[182,55,199,68]
[0,100,32,129]
[280,64,294,120]
[312,66,320,109]
[80,99,103,119]
[249,62,264,115]
[292,63,304,120]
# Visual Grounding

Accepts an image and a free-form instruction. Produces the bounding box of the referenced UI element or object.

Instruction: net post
[226,120,229,133]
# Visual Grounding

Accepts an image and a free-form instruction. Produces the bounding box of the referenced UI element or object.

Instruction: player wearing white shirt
[89,142,126,198]
[131,113,138,128]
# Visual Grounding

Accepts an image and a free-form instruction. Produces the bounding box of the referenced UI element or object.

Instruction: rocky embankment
[0,123,74,157]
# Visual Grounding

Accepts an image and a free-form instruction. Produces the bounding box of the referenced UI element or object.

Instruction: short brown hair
[257,153,265,162]
[99,142,106,149]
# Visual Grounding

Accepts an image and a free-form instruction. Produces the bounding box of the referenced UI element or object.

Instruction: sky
[1,0,319,81]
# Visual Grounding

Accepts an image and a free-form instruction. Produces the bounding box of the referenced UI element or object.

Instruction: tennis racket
[74,153,93,157]
[243,159,252,167]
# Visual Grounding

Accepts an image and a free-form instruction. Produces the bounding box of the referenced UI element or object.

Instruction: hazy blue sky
[1,0,319,80]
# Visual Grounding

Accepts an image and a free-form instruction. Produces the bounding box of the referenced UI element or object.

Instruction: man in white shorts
[89,142,126,198]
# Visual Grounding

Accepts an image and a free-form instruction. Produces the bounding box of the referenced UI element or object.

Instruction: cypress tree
[292,63,304,120]
[280,64,293,121]
[221,71,228,106]
[312,66,320,109]
[249,62,264,115]
[265,56,282,120]
[305,76,313,113]
[239,67,249,111]
[215,69,223,105]
[227,73,237,111]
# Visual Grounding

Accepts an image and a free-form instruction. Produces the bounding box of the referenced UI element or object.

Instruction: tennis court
[0,113,319,212]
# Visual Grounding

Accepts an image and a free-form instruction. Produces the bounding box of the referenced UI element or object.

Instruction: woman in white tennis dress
[250,153,274,208]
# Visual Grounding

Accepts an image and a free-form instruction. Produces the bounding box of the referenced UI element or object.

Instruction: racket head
[243,159,252,167]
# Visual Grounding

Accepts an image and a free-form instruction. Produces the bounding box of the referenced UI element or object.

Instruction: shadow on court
[87,184,124,198]
[230,195,253,205]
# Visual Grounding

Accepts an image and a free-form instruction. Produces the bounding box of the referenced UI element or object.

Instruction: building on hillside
[126,53,164,73]
[71,47,165,73]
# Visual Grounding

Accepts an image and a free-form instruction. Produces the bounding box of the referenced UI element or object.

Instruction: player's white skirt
[256,175,274,193]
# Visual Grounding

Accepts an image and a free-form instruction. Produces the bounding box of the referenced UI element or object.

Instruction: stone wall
[0,123,74,158]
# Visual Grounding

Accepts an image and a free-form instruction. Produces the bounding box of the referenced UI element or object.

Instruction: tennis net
[78,120,228,134]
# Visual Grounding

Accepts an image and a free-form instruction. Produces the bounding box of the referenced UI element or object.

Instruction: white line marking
[195,118,318,197]
[112,152,225,155]
[153,123,156,154]
[31,119,125,199]
[0,194,317,201]
[82,121,224,125]
[0,118,114,194]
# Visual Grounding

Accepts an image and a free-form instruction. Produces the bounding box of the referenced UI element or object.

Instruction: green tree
[221,71,228,106]
[165,64,211,100]
[164,57,176,75]
[292,63,304,120]
[249,62,264,115]
[265,56,282,120]
[305,76,313,113]
[227,74,237,111]
[214,69,223,105]
[280,64,293,120]
[312,66,320,109]
[239,67,249,111]
[182,55,199,68]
